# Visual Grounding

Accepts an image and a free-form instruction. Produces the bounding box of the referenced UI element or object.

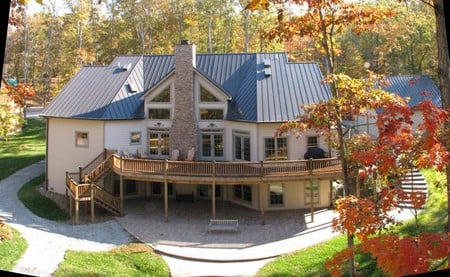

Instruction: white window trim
[75,131,89,148]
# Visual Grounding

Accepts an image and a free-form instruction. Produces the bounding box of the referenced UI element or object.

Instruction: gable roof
[42,52,331,122]
[384,75,442,108]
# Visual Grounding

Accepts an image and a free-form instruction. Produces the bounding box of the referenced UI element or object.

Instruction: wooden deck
[65,150,343,224]
[111,155,343,184]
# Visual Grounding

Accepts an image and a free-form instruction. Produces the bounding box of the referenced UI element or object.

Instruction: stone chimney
[170,40,198,160]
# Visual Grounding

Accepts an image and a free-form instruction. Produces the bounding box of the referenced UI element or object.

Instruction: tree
[246,0,449,275]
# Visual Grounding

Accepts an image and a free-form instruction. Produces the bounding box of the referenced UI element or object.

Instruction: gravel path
[0,161,133,277]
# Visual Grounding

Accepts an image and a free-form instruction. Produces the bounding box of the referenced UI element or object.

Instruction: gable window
[305,181,319,204]
[269,184,284,205]
[152,87,171,102]
[130,132,141,145]
[307,136,318,149]
[75,131,89,147]
[200,109,223,120]
[201,129,224,159]
[200,86,220,102]
[234,185,252,202]
[148,108,170,119]
[234,131,250,161]
[264,137,288,160]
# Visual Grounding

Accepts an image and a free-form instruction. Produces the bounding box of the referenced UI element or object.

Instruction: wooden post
[212,161,216,219]
[260,161,265,225]
[78,167,83,183]
[65,172,69,214]
[74,182,79,225]
[164,159,169,222]
[119,175,124,216]
[90,183,95,223]
[309,158,314,223]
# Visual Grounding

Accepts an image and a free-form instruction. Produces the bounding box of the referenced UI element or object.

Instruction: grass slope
[0,227,27,271]
[0,119,46,180]
[53,243,170,277]
[17,174,69,221]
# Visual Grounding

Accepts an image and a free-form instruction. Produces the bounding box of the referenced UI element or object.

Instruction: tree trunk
[433,0,450,262]
[348,234,356,277]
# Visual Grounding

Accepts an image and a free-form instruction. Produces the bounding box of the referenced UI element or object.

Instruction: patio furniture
[170,149,179,160]
[208,219,239,233]
[186,148,195,161]
[136,147,149,159]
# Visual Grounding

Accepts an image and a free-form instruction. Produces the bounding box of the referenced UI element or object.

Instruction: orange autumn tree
[0,79,35,141]
[276,72,448,275]
[246,1,449,276]
[325,89,449,276]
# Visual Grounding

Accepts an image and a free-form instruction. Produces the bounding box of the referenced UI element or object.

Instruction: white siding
[47,118,104,194]
[105,120,146,156]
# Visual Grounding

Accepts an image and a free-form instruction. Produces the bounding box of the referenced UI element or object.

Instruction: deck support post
[164,159,169,222]
[90,183,95,223]
[309,159,314,223]
[74,185,79,225]
[212,161,216,219]
[260,161,265,225]
[119,175,124,216]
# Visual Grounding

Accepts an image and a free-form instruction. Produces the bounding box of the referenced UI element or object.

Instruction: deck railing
[93,185,121,215]
[80,149,116,182]
[110,154,343,182]
[66,173,91,200]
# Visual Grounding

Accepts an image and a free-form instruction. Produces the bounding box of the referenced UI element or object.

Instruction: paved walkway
[0,161,416,277]
[0,161,133,277]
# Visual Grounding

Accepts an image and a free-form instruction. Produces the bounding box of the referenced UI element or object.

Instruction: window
[234,132,250,161]
[130,132,141,144]
[305,181,319,204]
[269,184,284,205]
[200,109,223,120]
[113,179,137,196]
[75,131,89,147]
[148,129,170,157]
[264,137,288,160]
[201,129,224,159]
[234,185,252,202]
[200,86,220,102]
[152,87,171,102]
[148,108,170,119]
[151,182,173,195]
[307,136,318,149]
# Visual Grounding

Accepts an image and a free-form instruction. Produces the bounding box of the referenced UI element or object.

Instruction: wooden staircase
[67,150,122,223]
[397,169,428,209]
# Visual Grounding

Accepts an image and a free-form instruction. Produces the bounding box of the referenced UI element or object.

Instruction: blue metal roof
[385,75,442,108]
[42,52,331,122]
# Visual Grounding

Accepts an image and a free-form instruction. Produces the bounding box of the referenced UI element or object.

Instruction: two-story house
[41,41,343,222]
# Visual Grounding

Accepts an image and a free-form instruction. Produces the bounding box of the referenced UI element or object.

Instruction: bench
[208,219,239,233]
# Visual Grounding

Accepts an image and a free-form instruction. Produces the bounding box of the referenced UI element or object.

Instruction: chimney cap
[180,39,190,45]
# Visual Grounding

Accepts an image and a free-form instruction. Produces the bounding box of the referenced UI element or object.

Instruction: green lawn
[257,169,447,277]
[17,174,69,221]
[53,243,170,277]
[0,119,46,180]
[0,226,27,271]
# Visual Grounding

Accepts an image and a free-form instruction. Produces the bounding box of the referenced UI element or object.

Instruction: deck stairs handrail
[93,185,121,216]
[80,149,116,182]
[84,155,114,183]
